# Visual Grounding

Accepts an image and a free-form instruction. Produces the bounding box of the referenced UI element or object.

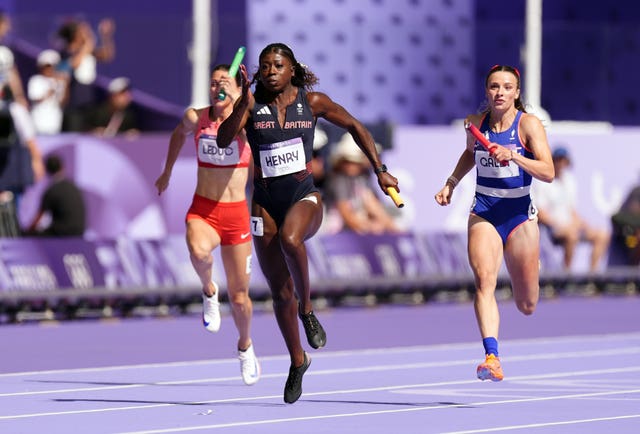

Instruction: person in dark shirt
[56,17,116,132]
[610,182,640,266]
[26,154,86,237]
[89,77,139,137]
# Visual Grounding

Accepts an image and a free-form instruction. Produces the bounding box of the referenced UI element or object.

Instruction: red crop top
[194,107,251,168]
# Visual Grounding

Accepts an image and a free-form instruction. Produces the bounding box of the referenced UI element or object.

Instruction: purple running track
[0,295,639,433]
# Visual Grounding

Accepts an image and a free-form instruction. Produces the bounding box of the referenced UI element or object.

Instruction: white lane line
[115,390,640,433]
[1,367,640,421]
[442,414,640,433]
[1,347,639,398]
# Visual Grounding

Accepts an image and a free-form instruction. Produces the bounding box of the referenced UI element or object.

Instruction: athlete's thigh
[186,218,221,255]
[220,241,252,292]
[468,214,503,280]
[504,219,540,296]
[250,201,290,285]
[281,192,323,242]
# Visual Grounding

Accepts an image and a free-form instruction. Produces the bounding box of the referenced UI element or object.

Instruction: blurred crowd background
[6,0,640,127]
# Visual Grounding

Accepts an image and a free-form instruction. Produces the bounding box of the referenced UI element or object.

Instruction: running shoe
[284,352,311,404]
[476,354,504,382]
[298,307,326,349]
[238,343,261,386]
[202,283,221,333]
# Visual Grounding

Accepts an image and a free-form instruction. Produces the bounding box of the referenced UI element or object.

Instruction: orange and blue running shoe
[476,354,504,382]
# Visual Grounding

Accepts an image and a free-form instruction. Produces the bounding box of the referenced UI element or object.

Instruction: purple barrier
[93,238,187,289]
[419,232,473,277]
[307,232,437,279]
[0,238,105,291]
[0,232,634,297]
[0,237,201,293]
[0,233,475,293]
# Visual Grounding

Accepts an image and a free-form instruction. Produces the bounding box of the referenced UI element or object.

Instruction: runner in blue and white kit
[217,43,400,404]
[435,65,554,382]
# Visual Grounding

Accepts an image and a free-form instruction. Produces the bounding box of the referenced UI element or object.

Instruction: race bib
[198,134,241,166]
[475,149,519,178]
[259,137,305,177]
[250,216,264,236]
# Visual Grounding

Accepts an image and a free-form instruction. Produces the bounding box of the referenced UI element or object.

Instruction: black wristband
[374,164,387,174]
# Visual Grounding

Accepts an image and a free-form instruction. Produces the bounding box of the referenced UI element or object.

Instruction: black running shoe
[284,352,311,404]
[298,308,327,349]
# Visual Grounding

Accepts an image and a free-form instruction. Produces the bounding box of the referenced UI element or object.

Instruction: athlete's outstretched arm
[435,115,478,206]
[308,91,399,194]
[155,108,199,195]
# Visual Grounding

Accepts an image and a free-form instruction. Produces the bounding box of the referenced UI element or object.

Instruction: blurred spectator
[0,45,45,236]
[323,133,401,235]
[56,17,116,131]
[88,76,139,137]
[311,124,329,194]
[0,11,28,108]
[533,146,610,273]
[0,11,9,41]
[610,182,640,267]
[25,154,85,237]
[27,49,68,135]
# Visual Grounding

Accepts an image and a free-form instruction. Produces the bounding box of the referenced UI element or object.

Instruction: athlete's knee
[187,237,211,260]
[271,292,295,315]
[473,272,498,296]
[474,286,495,301]
[279,232,304,255]
[516,299,537,315]
[228,286,249,304]
[189,247,211,264]
[228,289,251,311]
[270,283,295,304]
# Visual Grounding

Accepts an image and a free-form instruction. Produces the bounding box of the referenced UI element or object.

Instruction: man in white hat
[27,49,68,135]
[323,133,401,234]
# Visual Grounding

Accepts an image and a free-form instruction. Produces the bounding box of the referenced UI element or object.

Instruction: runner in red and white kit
[155,64,260,386]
